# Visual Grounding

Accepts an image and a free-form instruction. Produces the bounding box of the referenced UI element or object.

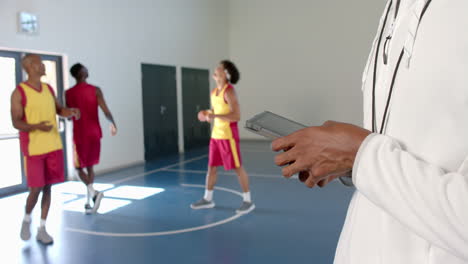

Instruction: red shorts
[74,138,101,168]
[208,138,242,171]
[24,150,65,188]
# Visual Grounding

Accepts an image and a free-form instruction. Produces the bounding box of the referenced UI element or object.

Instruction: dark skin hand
[272,121,371,188]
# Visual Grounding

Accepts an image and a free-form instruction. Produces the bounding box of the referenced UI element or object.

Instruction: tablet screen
[246,111,306,138]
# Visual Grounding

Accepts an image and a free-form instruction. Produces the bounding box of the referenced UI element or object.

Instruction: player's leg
[205,166,218,201]
[191,139,220,210]
[234,166,255,214]
[76,167,90,185]
[21,186,41,241]
[25,187,42,216]
[75,143,94,213]
[87,166,103,213]
[191,166,217,209]
[75,143,90,185]
[235,166,250,193]
[21,155,45,241]
[77,167,93,214]
[40,184,51,222]
[222,139,255,214]
[36,150,65,244]
[89,139,103,213]
[36,184,54,244]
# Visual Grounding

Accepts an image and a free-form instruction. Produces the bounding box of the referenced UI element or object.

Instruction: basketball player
[11,54,80,244]
[191,60,255,214]
[66,63,117,214]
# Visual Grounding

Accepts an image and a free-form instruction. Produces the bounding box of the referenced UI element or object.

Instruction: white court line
[163,168,298,179]
[65,184,249,237]
[110,154,208,185]
[164,168,207,174]
[108,148,271,183]
[182,184,243,196]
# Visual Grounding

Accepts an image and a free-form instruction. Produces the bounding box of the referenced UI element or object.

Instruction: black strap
[395,0,401,19]
[372,0,394,132]
[421,0,433,19]
[372,0,433,134]
[380,49,404,134]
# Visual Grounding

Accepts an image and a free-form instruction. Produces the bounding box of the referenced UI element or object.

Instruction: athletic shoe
[190,199,215,210]
[92,191,104,214]
[36,227,53,245]
[84,203,93,215]
[20,220,31,241]
[236,202,255,214]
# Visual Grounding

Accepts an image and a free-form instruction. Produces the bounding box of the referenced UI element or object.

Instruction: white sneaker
[85,204,93,215]
[20,220,31,241]
[36,227,54,245]
[92,191,104,214]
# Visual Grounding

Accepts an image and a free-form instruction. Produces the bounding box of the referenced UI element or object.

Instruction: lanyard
[371,0,433,134]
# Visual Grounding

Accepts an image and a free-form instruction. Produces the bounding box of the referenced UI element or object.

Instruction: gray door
[182,67,211,150]
[142,64,179,161]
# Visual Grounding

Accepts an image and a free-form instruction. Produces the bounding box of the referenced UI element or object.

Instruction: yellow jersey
[18,82,63,156]
[211,84,240,140]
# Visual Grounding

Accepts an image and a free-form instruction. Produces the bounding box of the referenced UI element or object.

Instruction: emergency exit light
[18,12,39,35]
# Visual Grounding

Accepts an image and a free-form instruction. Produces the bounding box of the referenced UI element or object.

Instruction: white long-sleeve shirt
[334,0,468,263]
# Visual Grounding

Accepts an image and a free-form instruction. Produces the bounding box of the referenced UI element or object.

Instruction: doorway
[141,64,179,161]
[0,50,67,196]
[182,67,211,151]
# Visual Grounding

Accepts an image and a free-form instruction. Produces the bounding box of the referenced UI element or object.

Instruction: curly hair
[220,60,240,84]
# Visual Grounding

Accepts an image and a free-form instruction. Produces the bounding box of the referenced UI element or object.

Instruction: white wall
[229,0,385,139]
[0,0,229,172]
[0,0,388,172]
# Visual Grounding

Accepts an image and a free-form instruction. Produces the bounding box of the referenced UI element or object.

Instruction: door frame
[0,47,72,197]
[0,50,27,196]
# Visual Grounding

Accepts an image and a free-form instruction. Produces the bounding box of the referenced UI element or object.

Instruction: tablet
[245,111,354,187]
[245,111,307,139]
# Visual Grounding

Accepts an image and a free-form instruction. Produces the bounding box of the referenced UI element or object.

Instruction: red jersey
[65,83,102,142]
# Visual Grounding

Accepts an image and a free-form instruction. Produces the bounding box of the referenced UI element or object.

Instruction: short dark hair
[70,63,84,78]
[221,60,240,85]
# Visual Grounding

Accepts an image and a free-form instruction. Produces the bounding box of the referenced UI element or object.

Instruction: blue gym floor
[1,141,355,264]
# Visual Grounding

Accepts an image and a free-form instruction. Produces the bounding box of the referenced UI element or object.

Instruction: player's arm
[11,89,53,132]
[210,88,240,122]
[96,87,117,135]
[200,108,214,123]
[55,97,80,119]
[96,87,116,126]
[200,90,214,121]
[46,85,79,119]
